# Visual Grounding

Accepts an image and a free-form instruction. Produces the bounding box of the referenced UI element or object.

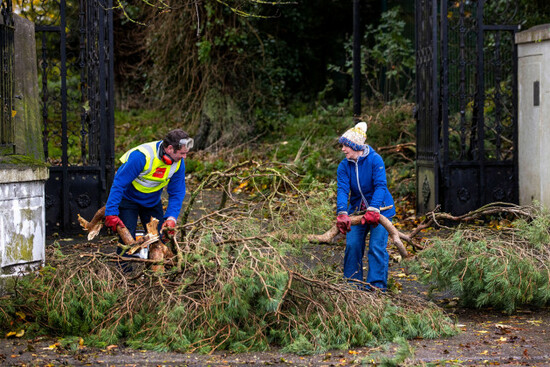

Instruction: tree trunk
[78,206,173,272]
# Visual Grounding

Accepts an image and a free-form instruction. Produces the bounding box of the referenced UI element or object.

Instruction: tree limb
[273,214,411,259]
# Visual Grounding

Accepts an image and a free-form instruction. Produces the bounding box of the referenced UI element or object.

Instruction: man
[104,129,192,253]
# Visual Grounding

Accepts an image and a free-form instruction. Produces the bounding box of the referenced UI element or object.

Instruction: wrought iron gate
[0,0,14,155]
[416,0,519,215]
[29,0,115,233]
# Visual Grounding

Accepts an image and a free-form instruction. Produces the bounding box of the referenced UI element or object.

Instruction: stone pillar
[14,15,43,160]
[0,14,48,279]
[516,25,550,207]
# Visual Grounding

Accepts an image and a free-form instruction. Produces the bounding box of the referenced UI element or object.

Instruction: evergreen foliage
[0,173,457,354]
[0,244,456,354]
[407,209,550,313]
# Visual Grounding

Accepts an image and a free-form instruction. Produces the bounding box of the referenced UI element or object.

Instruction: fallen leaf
[233,181,249,193]
[479,350,489,355]
[5,331,16,337]
[11,110,16,117]
[43,343,59,350]
[15,329,24,337]
[495,323,518,330]
[495,324,513,334]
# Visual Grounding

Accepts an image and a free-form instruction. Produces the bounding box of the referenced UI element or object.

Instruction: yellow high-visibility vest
[120,141,181,193]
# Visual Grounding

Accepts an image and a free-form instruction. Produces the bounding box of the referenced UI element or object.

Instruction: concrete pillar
[516,25,550,207]
[0,168,48,277]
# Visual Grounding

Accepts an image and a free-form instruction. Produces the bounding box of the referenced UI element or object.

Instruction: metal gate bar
[0,0,14,155]
[415,0,439,214]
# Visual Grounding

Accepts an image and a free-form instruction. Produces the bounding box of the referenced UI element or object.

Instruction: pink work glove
[105,215,125,232]
[361,208,380,227]
[336,214,351,234]
[161,216,177,237]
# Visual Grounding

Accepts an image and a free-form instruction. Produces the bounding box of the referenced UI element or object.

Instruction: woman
[336,121,396,291]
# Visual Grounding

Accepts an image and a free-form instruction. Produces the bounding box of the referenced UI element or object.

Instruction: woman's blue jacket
[336,145,396,218]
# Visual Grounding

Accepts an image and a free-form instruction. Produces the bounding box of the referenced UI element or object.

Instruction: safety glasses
[179,138,194,150]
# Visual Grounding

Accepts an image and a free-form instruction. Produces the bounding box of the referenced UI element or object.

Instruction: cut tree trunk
[78,206,135,245]
[144,217,174,272]
[78,206,174,272]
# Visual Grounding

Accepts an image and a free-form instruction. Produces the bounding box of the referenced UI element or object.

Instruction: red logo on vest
[152,167,167,178]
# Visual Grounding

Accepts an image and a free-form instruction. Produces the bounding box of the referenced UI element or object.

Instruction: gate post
[516,24,550,208]
[353,0,361,117]
[415,0,440,214]
[0,8,49,279]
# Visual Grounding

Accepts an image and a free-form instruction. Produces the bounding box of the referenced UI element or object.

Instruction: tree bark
[78,206,173,272]
[270,214,410,258]
[78,206,135,245]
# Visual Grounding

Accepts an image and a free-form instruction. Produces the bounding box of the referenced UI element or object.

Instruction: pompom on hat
[339,121,367,151]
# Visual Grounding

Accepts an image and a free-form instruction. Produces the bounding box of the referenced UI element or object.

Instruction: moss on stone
[5,233,34,262]
[0,154,49,168]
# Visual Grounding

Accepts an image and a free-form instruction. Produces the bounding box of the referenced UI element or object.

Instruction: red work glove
[336,214,351,234]
[361,209,380,227]
[161,216,177,237]
[105,215,125,232]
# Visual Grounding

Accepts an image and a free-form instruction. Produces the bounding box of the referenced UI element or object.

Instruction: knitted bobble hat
[338,121,367,151]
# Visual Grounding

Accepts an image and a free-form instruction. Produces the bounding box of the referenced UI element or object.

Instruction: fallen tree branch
[180,160,255,226]
[273,214,410,259]
[409,202,538,238]
[79,252,176,266]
